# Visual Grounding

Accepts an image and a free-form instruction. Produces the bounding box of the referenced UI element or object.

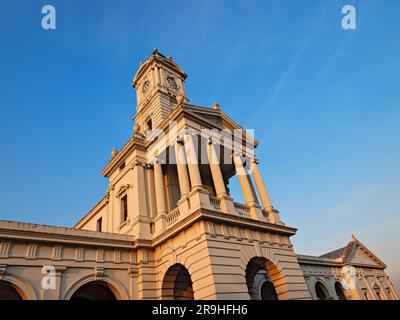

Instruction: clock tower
[132,49,189,133]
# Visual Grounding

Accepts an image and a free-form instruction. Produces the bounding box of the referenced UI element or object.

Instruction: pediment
[185,106,224,128]
[185,105,258,146]
[345,241,386,268]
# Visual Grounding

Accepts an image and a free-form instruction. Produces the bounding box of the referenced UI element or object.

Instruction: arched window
[260,280,278,300]
[335,282,346,300]
[162,264,194,300]
[315,281,330,300]
[246,257,280,300]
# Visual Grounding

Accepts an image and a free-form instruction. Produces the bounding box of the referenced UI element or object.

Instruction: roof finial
[351,233,357,241]
[133,123,140,133]
[111,148,118,157]
[212,102,220,110]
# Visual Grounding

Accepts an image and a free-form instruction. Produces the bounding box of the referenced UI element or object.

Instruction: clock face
[166,75,178,89]
[142,80,150,93]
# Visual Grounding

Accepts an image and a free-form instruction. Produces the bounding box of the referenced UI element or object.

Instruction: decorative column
[107,186,114,233]
[183,132,203,190]
[131,161,151,240]
[175,137,191,196]
[251,159,282,224]
[41,266,66,300]
[145,164,157,218]
[232,151,264,220]
[183,130,213,211]
[175,137,191,216]
[153,158,167,233]
[207,141,235,214]
[385,276,399,300]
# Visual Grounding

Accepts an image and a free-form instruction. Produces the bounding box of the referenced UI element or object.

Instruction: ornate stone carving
[0,264,6,279]
[94,267,104,279]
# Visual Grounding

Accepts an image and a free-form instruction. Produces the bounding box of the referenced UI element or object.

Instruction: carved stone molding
[94,267,104,279]
[0,264,6,279]
[0,242,11,258]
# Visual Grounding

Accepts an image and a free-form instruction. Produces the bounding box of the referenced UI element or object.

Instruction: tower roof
[132,49,187,89]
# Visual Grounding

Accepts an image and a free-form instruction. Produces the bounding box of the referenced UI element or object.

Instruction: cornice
[101,136,146,178]
[0,220,135,249]
[151,209,297,248]
[296,254,343,267]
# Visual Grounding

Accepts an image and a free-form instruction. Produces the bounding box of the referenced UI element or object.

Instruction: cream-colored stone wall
[299,260,399,300]
[153,219,311,300]
[0,221,136,300]
[1,51,398,301]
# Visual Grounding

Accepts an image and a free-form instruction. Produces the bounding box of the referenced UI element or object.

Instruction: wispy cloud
[326,185,380,219]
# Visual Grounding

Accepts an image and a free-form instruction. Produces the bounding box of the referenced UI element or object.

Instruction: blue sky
[0,0,399,290]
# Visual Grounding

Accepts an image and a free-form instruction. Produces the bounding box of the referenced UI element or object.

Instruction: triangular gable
[186,106,223,128]
[185,105,259,146]
[344,238,386,268]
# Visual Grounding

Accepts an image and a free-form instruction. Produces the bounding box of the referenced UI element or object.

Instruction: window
[121,195,128,222]
[96,217,102,232]
[315,282,330,300]
[335,282,346,300]
[119,162,126,171]
[146,118,152,131]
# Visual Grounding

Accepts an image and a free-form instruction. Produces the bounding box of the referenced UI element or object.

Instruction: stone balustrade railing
[166,207,180,226]
[209,196,221,211]
[233,202,251,217]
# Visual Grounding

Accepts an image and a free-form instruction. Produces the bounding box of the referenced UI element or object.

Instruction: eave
[101,135,146,178]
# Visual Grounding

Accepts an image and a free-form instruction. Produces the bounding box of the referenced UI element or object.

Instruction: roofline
[73,194,108,229]
[0,220,135,248]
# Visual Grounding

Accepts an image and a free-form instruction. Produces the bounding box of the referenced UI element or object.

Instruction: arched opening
[260,280,278,300]
[70,281,118,300]
[373,284,382,300]
[162,263,194,300]
[246,257,279,300]
[315,281,330,300]
[335,282,346,300]
[0,280,24,300]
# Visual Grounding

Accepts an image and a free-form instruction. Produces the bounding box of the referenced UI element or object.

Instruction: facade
[0,50,398,300]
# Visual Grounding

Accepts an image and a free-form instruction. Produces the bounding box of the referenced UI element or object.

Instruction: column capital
[176,134,184,144]
[130,160,145,168]
[54,266,67,276]
[153,156,165,165]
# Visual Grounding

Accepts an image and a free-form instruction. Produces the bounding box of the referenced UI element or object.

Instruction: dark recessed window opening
[146,118,152,131]
[119,162,126,171]
[96,217,103,232]
[121,195,128,222]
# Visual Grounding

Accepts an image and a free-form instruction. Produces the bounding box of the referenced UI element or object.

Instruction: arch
[69,280,117,300]
[245,257,282,300]
[315,281,331,300]
[162,263,194,300]
[0,274,38,300]
[63,275,128,300]
[0,280,24,300]
[334,282,347,300]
